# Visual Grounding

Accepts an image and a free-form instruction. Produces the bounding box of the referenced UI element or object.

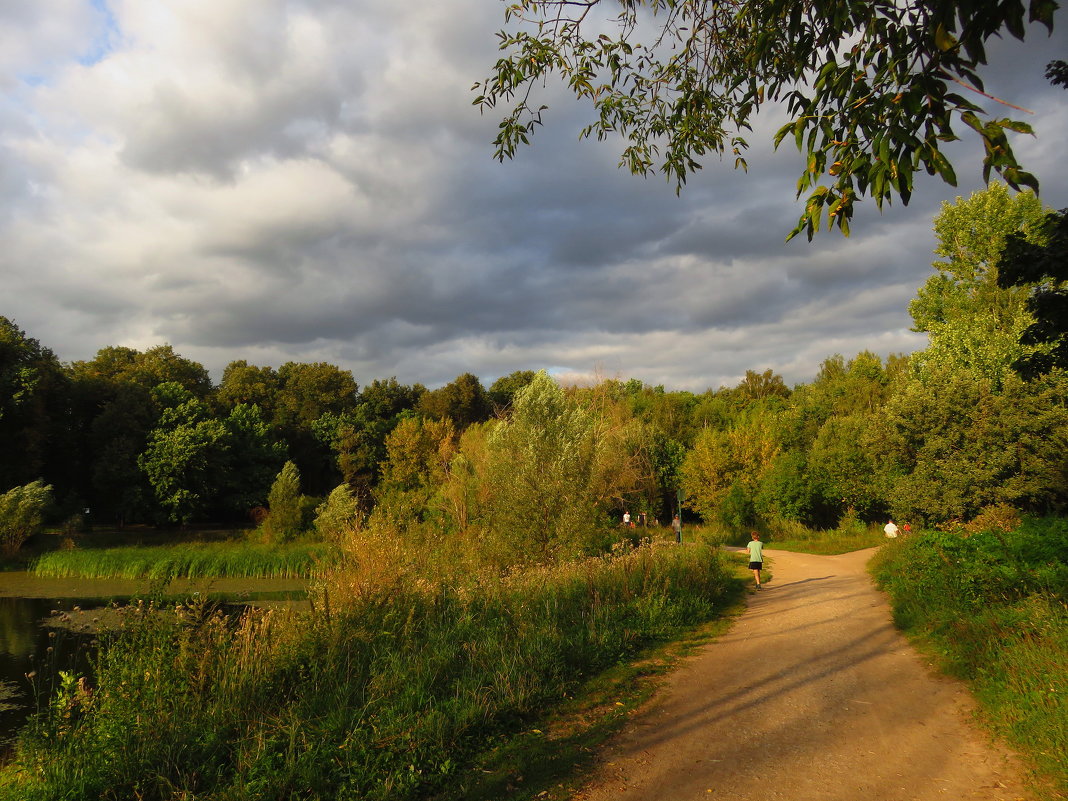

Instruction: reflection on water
[0,575,308,760]
[0,596,97,757]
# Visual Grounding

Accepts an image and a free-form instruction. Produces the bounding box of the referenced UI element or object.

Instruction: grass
[0,538,737,801]
[686,519,886,555]
[765,526,886,555]
[29,540,337,580]
[870,518,1068,798]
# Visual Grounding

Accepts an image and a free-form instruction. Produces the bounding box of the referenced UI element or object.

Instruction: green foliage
[998,207,1068,378]
[314,484,362,543]
[30,540,333,580]
[871,520,1068,790]
[0,480,53,557]
[882,368,1068,525]
[0,317,67,492]
[910,183,1052,384]
[681,403,781,529]
[0,543,734,801]
[476,0,1052,240]
[263,461,304,542]
[137,387,231,525]
[807,413,887,521]
[488,369,537,412]
[483,372,603,559]
[418,372,492,429]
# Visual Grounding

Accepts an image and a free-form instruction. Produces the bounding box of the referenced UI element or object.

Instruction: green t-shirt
[746,540,764,563]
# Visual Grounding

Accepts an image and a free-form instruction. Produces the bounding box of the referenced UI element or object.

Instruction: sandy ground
[574,547,1033,801]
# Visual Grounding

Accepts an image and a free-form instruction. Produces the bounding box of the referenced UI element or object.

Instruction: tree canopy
[476,0,1057,239]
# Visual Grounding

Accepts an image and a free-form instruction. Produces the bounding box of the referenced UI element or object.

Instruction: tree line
[3,184,1067,548]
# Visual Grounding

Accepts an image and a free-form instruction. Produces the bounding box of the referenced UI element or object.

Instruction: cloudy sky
[2,1,1065,392]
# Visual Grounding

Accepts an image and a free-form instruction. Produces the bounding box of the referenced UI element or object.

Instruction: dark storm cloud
[2,0,1065,391]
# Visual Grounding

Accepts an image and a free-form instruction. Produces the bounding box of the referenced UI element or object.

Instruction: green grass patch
[766,527,885,555]
[870,518,1068,797]
[29,541,337,580]
[0,541,736,801]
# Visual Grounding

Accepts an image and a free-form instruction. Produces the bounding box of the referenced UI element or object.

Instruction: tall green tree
[997,208,1068,378]
[882,367,1068,524]
[484,372,601,559]
[681,403,781,528]
[263,461,304,543]
[0,317,67,493]
[909,183,1051,384]
[418,373,492,430]
[138,385,230,525]
[477,0,1054,239]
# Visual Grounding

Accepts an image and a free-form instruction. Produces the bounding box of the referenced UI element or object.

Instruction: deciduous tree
[477,0,1055,239]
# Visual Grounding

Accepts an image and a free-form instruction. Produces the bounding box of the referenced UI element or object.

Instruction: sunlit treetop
[474,0,1058,240]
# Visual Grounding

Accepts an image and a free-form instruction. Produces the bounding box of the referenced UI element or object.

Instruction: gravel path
[574,547,1032,801]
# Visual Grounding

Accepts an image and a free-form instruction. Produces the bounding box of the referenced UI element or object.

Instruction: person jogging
[746,531,764,589]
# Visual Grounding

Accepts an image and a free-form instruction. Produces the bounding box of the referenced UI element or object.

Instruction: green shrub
[0,479,53,557]
[870,518,1068,792]
[262,461,303,542]
[2,542,734,801]
[314,484,361,543]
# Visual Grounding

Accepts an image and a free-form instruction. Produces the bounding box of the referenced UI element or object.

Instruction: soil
[573,547,1034,801]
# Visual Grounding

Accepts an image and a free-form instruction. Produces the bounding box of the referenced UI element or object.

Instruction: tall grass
[30,541,337,580]
[870,518,1068,794]
[693,517,886,554]
[0,539,734,801]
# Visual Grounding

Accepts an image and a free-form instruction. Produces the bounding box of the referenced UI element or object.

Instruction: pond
[0,573,309,760]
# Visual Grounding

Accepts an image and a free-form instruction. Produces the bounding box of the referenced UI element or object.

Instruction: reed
[1,539,734,801]
[29,541,337,580]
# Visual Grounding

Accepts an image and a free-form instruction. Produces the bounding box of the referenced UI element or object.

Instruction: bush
[262,461,303,542]
[870,518,1068,792]
[1,541,735,801]
[0,480,53,557]
[314,484,362,543]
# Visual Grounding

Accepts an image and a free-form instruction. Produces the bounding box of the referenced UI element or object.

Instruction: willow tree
[484,371,602,559]
[476,0,1054,239]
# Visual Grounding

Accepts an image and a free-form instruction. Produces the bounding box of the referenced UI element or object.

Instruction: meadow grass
[0,538,735,801]
[29,541,337,580]
[765,526,886,555]
[690,518,886,555]
[870,518,1068,797]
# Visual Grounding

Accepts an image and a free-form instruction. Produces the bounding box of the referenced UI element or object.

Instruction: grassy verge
[30,541,336,580]
[0,540,736,801]
[689,519,886,555]
[766,527,885,555]
[870,518,1068,797]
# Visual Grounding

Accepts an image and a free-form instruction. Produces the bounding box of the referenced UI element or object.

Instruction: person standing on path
[746,531,764,589]
[884,519,900,538]
[672,514,682,543]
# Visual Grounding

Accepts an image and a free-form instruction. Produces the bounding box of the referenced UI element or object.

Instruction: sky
[2,1,1066,392]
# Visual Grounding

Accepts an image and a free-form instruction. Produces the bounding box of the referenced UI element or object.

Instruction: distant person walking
[746,531,764,589]
[884,519,900,538]
[672,514,682,543]
[623,511,631,527]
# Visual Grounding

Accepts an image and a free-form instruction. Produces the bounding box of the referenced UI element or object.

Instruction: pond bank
[0,572,309,599]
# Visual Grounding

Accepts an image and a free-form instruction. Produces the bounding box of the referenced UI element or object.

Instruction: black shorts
[749,561,762,571]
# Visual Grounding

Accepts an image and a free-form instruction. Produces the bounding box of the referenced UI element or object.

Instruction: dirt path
[574,547,1032,801]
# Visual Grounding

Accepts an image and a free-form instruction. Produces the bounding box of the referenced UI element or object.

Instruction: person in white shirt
[884,519,900,538]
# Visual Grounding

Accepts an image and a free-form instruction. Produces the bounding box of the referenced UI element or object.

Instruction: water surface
[0,573,309,759]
